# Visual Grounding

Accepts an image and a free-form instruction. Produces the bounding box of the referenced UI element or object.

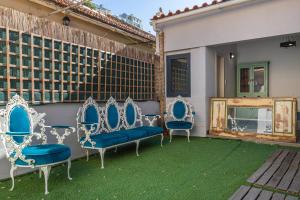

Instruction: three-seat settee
[76,96,164,168]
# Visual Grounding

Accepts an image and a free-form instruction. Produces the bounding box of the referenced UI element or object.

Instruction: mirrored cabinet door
[237,62,269,97]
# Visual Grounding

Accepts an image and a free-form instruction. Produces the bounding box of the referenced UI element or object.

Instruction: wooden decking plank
[257,190,273,200]
[243,187,262,200]
[248,150,283,183]
[256,150,289,186]
[229,185,251,200]
[285,195,298,200]
[288,165,300,194]
[271,193,286,200]
[267,152,297,188]
[277,152,300,191]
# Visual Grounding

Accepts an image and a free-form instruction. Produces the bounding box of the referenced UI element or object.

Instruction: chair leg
[41,166,51,195]
[67,158,72,180]
[186,130,191,142]
[169,130,173,143]
[161,134,164,147]
[99,148,106,169]
[86,150,89,162]
[9,164,17,191]
[136,140,140,156]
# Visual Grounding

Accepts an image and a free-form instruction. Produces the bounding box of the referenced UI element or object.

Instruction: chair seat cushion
[133,126,163,137]
[119,129,147,140]
[15,144,71,166]
[166,121,192,129]
[81,132,129,148]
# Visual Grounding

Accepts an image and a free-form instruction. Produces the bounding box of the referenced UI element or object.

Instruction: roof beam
[41,0,85,18]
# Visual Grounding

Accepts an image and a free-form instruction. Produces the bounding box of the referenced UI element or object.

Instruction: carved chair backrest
[169,96,189,121]
[123,97,143,129]
[5,95,33,144]
[104,97,121,132]
[81,97,101,134]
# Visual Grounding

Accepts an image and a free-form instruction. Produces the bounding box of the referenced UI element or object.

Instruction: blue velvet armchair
[164,95,195,142]
[0,95,75,195]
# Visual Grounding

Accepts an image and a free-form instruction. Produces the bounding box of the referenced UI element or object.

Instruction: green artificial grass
[0,137,291,200]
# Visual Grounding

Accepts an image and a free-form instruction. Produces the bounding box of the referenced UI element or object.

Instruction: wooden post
[6,27,10,100]
[158,31,166,121]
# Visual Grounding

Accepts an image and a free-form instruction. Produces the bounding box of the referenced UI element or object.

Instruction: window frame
[237,61,269,97]
[166,53,191,97]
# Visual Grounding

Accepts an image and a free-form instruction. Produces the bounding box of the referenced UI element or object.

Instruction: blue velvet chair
[0,95,74,195]
[164,95,195,142]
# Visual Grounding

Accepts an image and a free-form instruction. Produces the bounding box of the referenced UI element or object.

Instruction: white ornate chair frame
[164,95,195,142]
[123,97,164,148]
[0,95,74,195]
[77,96,164,169]
[99,96,136,168]
[76,97,103,161]
[77,96,124,169]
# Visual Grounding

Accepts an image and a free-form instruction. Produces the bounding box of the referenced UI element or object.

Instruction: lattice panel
[0,26,155,104]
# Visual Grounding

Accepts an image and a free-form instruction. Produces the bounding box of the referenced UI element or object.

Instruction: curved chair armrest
[142,114,161,126]
[78,122,98,132]
[143,114,161,118]
[77,123,97,147]
[45,125,75,144]
[6,131,31,136]
[1,133,35,167]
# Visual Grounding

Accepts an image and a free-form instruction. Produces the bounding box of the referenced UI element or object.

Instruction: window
[0,27,156,104]
[237,62,269,97]
[166,53,191,97]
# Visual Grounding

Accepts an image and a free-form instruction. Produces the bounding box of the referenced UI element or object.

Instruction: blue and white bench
[77,96,163,168]
[0,95,75,195]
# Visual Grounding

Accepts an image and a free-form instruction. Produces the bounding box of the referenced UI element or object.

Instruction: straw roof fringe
[0,7,157,63]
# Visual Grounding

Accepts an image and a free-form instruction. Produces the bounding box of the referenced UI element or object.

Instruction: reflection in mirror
[227,107,272,134]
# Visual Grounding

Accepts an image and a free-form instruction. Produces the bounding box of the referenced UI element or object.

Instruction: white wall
[0,101,160,180]
[160,0,300,52]
[165,47,216,137]
[237,35,300,110]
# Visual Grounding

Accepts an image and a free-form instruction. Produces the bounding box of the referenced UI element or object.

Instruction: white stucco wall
[237,35,300,110]
[160,0,300,52]
[165,47,216,137]
[159,0,300,138]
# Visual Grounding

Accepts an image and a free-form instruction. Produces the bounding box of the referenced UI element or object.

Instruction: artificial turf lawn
[0,137,291,200]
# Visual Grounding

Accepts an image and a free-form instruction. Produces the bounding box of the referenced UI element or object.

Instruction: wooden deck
[247,150,300,194]
[230,150,300,199]
[229,185,298,200]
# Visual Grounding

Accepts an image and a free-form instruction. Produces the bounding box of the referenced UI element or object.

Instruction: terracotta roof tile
[45,0,155,41]
[152,0,230,21]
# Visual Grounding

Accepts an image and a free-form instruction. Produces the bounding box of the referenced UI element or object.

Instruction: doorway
[217,56,225,97]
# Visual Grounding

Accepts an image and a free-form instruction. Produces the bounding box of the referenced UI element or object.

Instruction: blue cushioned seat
[81,132,129,148]
[119,129,147,140]
[133,126,163,137]
[15,144,71,166]
[166,121,192,129]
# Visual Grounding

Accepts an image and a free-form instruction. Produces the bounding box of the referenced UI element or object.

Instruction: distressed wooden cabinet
[210,97,297,142]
